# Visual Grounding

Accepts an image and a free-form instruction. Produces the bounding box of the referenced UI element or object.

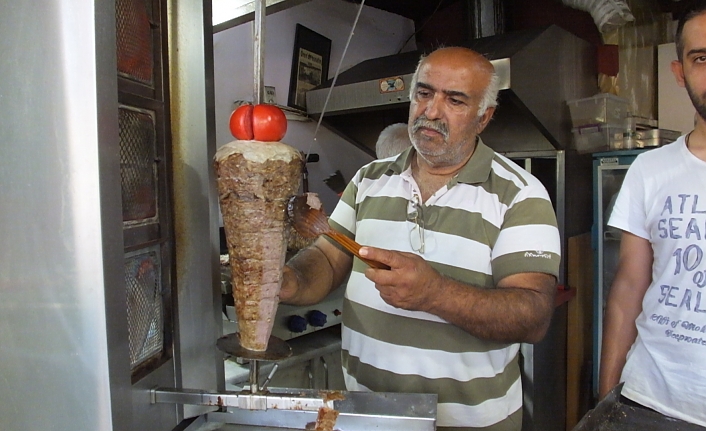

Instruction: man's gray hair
[409,51,499,116]
[478,72,499,116]
[376,123,412,159]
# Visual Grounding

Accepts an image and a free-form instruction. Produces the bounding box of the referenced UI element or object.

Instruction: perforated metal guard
[119,106,158,224]
[116,0,153,84]
[125,247,163,369]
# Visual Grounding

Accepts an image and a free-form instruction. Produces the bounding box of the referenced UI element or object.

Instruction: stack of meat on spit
[214,104,303,352]
[216,104,342,431]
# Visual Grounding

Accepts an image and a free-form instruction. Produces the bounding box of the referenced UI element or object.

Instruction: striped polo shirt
[327,141,560,431]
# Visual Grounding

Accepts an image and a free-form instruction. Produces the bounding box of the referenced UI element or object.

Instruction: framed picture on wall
[288,24,331,111]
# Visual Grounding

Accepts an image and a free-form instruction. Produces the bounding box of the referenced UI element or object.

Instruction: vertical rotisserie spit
[215,140,302,352]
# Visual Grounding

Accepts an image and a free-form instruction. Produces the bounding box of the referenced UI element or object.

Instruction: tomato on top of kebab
[229,103,287,142]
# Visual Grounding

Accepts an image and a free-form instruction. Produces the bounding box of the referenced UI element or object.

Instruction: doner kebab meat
[215,140,302,351]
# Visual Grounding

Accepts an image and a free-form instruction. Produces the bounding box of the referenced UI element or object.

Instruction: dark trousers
[572,383,706,431]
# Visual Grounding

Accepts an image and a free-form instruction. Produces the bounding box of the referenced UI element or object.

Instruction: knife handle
[326,231,390,270]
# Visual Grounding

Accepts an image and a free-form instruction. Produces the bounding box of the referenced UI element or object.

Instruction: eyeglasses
[407,194,425,253]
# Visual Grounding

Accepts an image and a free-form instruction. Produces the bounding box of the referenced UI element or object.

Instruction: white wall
[658,43,695,134]
[213,0,416,213]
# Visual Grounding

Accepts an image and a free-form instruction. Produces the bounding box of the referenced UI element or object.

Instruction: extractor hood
[306,25,597,156]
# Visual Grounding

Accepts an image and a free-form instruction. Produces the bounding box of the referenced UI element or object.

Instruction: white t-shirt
[608,136,706,426]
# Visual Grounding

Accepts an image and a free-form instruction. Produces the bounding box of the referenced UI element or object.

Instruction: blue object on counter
[307,310,327,327]
[287,315,308,333]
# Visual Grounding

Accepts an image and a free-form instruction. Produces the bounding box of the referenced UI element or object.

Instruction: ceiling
[350,0,693,24]
[342,0,460,23]
[213,0,460,33]
[214,0,688,35]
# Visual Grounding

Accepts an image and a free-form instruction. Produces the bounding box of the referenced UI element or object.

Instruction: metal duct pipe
[465,0,505,39]
[561,0,634,33]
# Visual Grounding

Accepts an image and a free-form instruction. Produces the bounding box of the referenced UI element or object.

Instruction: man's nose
[424,95,444,119]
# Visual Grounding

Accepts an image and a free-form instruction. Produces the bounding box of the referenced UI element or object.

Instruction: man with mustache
[281,46,560,430]
[592,1,706,428]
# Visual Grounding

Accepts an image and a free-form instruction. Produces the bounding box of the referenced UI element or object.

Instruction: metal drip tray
[174,389,437,431]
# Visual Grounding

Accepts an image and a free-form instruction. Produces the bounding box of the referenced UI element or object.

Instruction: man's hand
[359,246,444,312]
[360,245,556,344]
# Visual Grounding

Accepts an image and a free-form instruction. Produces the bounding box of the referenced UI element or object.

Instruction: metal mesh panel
[119,106,158,223]
[125,247,163,369]
[116,0,153,84]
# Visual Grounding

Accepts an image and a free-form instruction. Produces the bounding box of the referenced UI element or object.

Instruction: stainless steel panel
[1,0,220,430]
[307,73,414,115]
[305,58,509,118]
[132,360,183,431]
[306,58,510,115]
[594,161,631,395]
[167,0,224,421]
[223,285,345,341]
[305,25,596,154]
[0,1,129,431]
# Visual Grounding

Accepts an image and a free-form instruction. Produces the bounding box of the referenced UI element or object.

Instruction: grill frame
[116,0,176,383]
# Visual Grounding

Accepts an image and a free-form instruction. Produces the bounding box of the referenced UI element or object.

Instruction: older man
[281,47,560,430]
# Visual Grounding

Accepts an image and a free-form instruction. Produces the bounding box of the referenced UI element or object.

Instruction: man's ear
[476,106,496,134]
[671,60,686,88]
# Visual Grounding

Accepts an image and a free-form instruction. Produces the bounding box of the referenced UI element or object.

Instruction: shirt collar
[387,138,494,185]
[456,138,494,184]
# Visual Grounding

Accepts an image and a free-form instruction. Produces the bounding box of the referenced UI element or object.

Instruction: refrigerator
[591,148,652,397]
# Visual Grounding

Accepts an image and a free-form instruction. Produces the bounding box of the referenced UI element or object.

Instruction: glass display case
[592,149,651,396]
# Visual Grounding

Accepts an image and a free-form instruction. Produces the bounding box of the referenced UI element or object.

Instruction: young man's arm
[598,232,653,399]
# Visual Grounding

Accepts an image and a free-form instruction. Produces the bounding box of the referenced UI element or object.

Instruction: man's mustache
[412,116,449,139]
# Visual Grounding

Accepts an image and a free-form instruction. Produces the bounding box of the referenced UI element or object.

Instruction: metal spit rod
[253,0,265,104]
[248,359,259,393]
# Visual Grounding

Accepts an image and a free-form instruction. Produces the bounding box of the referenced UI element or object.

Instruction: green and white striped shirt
[328,141,560,431]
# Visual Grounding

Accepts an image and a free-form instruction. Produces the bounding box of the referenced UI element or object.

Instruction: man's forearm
[598,288,639,399]
[426,275,556,344]
[598,232,652,399]
[283,246,334,305]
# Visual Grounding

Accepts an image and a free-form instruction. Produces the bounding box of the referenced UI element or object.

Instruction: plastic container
[572,123,626,154]
[566,93,629,127]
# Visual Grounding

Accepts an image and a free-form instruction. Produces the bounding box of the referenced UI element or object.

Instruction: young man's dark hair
[675,0,706,61]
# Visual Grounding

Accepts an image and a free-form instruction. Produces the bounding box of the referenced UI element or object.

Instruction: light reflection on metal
[253,0,265,105]
[213,0,313,32]
[151,387,333,411]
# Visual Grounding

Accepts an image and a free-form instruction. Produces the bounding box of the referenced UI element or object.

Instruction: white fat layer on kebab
[215,140,300,164]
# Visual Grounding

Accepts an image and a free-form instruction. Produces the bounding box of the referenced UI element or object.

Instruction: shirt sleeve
[328,169,361,239]
[490,183,561,284]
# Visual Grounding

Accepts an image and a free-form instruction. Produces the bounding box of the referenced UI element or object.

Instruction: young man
[598,2,706,427]
[281,47,560,430]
